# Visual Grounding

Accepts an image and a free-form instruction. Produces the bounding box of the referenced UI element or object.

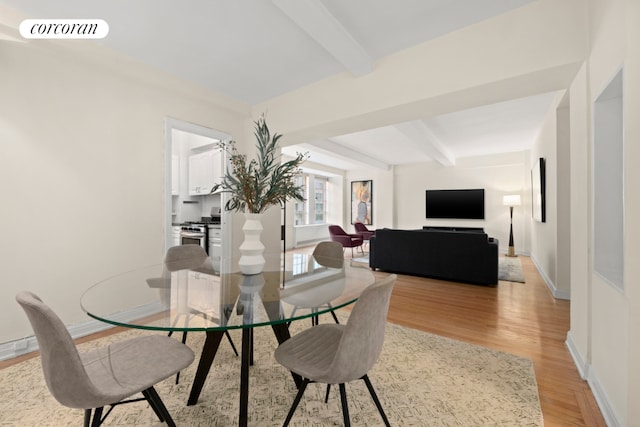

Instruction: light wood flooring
[295,245,605,426]
[2,245,605,426]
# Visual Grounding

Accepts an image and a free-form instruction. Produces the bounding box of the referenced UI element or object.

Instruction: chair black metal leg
[84,409,94,427]
[271,323,302,388]
[84,407,103,427]
[325,384,331,403]
[225,331,239,356]
[142,389,164,422]
[92,407,103,427]
[330,311,340,323]
[173,331,189,384]
[283,378,310,427]
[167,312,186,337]
[338,383,351,427]
[145,386,176,427]
[362,375,391,427]
[328,303,340,324]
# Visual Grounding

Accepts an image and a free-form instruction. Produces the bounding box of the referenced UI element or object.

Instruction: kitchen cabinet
[187,271,220,318]
[208,226,222,271]
[189,149,222,195]
[188,151,209,195]
[171,225,181,247]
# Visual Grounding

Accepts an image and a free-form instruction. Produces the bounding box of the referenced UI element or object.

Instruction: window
[294,174,328,225]
[293,175,307,226]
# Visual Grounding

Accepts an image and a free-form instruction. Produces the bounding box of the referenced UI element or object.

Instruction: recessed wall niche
[593,69,624,290]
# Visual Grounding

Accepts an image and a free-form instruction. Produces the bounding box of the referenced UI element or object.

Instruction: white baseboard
[587,366,622,427]
[1,303,163,362]
[565,331,589,379]
[566,326,621,426]
[529,253,570,300]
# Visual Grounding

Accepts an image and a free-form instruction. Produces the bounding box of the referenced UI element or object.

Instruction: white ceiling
[1,0,560,170]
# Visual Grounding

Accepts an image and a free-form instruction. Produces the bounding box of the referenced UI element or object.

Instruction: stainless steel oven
[180,223,207,253]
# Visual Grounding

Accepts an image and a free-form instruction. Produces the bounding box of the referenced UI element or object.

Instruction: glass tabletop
[81,252,375,332]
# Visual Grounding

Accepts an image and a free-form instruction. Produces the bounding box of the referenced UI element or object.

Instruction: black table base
[186,323,300,427]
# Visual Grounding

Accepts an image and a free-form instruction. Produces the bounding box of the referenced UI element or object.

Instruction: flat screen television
[425,189,485,219]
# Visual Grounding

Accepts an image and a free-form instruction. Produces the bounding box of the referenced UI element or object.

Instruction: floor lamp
[503,195,521,257]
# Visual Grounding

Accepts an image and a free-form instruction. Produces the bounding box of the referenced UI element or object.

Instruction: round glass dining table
[81,251,377,427]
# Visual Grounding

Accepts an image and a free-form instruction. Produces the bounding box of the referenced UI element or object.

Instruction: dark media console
[422,226,485,233]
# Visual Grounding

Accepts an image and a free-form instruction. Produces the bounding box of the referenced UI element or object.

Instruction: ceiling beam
[304,139,390,170]
[271,0,374,76]
[394,120,456,166]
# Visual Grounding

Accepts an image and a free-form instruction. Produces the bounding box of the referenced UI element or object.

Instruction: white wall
[556,101,572,298]
[565,0,640,425]
[567,63,590,380]
[587,1,634,424]
[586,1,629,424]
[0,37,250,345]
[624,0,640,419]
[529,96,560,296]
[346,152,530,255]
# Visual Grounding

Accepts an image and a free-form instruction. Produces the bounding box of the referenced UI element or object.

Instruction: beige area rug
[0,315,542,426]
[498,256,526,283]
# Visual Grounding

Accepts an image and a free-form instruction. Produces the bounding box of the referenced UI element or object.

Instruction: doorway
[163,117,232,259]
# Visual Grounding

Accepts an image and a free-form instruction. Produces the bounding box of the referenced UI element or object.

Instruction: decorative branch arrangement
[212,115,307,213]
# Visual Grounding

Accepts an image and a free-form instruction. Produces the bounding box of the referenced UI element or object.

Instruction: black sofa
[369,228,498,285]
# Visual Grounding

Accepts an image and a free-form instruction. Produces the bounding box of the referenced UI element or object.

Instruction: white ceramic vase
[238,213,265,275]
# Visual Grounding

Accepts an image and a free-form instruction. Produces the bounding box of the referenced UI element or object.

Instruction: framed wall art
[351,180,372,225]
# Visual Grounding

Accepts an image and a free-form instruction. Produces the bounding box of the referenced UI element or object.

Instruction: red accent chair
[328,225,364,257]
[354,222,375,241]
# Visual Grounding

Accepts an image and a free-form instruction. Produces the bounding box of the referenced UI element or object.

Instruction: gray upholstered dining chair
[311,241,343,324]
[164,243,212,273]
[163,244,238,384]
[312,240,345,269]
[274,273,397,427]
[285,241,344,326]
[16,291,195,427]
